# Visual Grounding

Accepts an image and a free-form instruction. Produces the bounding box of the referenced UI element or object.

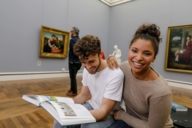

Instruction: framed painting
[165,24,192,73]
[40,26,69,59]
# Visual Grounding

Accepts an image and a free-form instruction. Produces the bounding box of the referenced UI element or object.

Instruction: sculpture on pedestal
[112,45,121,64]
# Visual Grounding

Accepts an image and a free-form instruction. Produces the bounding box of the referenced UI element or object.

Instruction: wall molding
[0,72,191,91]
[166,79,192,90]
[0,71,67,75]
[0,71,71,81]
[99,0,134,6]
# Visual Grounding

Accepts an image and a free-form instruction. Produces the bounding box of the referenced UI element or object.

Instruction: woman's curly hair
[130,24,161,57]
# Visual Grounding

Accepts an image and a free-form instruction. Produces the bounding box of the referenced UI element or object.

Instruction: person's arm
[114,95,172,128]
[90,98,116,121]
[73,86,91,104]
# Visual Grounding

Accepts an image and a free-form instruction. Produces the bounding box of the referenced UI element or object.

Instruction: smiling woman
[107,24,174,128]
[128,38,156,80]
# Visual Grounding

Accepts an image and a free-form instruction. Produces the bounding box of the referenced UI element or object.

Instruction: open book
[22,95,96,126]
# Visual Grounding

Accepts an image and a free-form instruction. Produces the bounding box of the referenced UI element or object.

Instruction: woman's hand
[113,109,125,120]
[107,55,119,69]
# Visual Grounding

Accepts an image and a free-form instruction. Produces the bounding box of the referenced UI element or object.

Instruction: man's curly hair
[73,35,101,60]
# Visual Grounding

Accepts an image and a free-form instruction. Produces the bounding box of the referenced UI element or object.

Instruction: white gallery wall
[0,0,109,73]
[0,0,191,83]
[109,0,192,83]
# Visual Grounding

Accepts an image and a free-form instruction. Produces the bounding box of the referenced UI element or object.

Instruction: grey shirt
[120,61,173,128]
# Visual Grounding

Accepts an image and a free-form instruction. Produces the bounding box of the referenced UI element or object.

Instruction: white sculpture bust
[112,45,121,64]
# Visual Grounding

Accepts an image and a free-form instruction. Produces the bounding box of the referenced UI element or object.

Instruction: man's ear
[100,51,105,59]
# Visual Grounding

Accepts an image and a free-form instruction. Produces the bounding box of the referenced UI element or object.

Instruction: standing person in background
[67,27,81,97]
[107,24,173,128]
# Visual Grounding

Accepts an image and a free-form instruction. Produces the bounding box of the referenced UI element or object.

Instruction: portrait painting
[165,24,192,73]
[40,26,69,59]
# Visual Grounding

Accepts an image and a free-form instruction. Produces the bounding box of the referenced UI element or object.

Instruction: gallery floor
[0,76,82,128]
[0,75,192,128]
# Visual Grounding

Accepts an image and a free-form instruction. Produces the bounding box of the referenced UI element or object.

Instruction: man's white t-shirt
[82,67,124,109]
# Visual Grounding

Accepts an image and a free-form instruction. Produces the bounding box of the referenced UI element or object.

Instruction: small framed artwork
[165,24,192,73]
[40,26,69,59]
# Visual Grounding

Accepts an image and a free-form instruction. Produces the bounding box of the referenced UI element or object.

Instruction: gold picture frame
[40,26,69,59]
[165,24,192,73]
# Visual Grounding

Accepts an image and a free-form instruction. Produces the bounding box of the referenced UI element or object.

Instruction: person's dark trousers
[69,62,81,94]
[108,120,132,128]
[66,125,81,128]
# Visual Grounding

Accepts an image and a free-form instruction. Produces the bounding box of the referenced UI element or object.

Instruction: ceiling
[99,0,134,6]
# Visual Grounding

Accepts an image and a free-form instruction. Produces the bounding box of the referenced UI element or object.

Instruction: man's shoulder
[106,67,124,77]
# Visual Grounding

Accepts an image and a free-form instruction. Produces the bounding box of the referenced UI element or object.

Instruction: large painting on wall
[165,24,192,73]
[40,26,69,59]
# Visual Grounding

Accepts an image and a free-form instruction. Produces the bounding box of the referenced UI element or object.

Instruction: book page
[22,95,43,106]
[37,95,50,103]
[41,101,95,126]
[54,97,92,118]
[26,95,51,103]
[70,104,94,118]
[48,101,77,119]
[47,99,94,119]
[55,97,74,104]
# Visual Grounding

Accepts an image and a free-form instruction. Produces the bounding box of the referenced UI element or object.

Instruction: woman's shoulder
[120,61,130,70]
[119,61,131,75]
[149,76,172,98]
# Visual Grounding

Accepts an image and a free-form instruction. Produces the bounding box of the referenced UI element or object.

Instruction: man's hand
[73,86,91,104]
[107,55,119,69]
[90,98,116,121]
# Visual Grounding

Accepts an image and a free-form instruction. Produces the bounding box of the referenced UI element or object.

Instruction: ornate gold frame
[40,26,69,59]
[165,24,192,73]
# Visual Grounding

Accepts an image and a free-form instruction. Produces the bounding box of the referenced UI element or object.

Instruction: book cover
[22,95,96,126]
